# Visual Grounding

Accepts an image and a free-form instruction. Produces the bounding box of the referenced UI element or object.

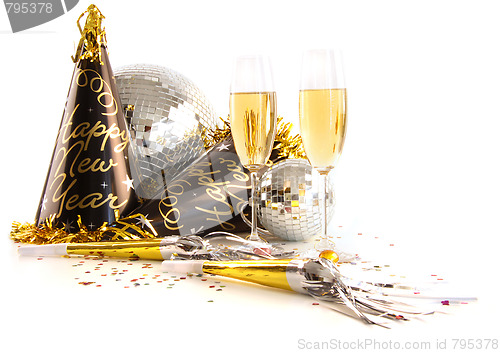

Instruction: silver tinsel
[114,64,217,199]
[258,159,335,241]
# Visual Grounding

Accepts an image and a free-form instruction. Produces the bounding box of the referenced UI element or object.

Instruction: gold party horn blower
[162,250,436,329]
[17,232,290,261]
[18,237,197,261]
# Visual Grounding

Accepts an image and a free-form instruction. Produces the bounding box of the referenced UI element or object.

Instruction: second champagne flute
[229,55,277,242]
[299,49,347,251]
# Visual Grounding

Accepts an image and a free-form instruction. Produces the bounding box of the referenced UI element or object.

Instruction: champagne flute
[230,55,277,242]
[299,49,347,250]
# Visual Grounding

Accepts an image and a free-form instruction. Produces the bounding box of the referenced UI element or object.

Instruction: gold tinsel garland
[11,215,107,244]
[273,117,307,160]
[11,117,306,244]
[201,116,307,160]
[11,214,157,245]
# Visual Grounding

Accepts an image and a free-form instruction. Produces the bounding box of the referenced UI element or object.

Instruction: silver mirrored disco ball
[258,159,335,241]
[114,64,217,199]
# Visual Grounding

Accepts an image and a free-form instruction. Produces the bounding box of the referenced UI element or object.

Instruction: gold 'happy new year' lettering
[159,179,191,230]
[158,156,251,232]
[47,69,130,218]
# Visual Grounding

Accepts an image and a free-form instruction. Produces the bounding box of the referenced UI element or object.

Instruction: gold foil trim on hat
[10,213,157,245]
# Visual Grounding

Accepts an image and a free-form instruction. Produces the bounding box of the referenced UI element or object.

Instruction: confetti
[25,224,470,324]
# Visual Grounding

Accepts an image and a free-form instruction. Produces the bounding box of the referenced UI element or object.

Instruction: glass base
[247,232,266,243]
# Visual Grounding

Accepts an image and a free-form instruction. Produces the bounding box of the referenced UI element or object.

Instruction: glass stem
[321,172,328,241]
[249,171,259,241]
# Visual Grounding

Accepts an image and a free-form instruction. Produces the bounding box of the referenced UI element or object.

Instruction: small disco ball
[257,159,335,241]
[114,64,217,199]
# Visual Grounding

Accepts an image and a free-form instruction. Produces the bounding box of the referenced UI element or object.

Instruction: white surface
[1,0,499,352]
[161,259,206,274]
[18,243,68,256]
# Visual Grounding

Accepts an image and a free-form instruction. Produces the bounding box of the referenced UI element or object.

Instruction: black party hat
[35,5,138,232]
[103,137,252,239]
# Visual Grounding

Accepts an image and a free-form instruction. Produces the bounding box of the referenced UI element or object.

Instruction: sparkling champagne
[299,88,347,173]
[230,92,277,171]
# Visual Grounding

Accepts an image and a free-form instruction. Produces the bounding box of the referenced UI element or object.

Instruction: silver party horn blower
[162,250,440,329]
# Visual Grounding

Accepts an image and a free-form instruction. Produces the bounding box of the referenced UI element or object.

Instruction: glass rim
[230,55,275,92]
[300,48,346,89]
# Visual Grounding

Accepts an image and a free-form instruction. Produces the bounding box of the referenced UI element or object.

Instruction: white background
[1,0,499,351]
